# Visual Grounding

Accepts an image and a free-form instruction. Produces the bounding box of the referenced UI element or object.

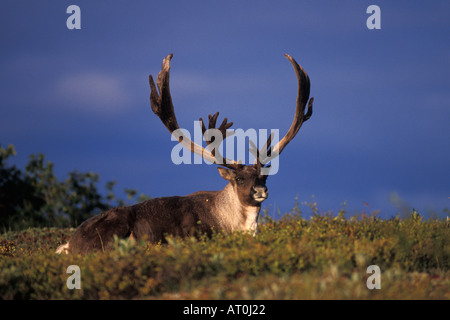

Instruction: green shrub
[1,144,151,231]
[0,210,449,299]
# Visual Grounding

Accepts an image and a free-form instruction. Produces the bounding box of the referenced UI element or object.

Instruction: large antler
[252,54,313,167]
[149,53,239,168]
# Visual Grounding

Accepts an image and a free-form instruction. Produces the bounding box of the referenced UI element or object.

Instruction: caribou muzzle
[251,185,268,202]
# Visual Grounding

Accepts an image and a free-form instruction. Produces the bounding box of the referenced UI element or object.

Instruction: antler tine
[249,132,274,170]
[259,132,273,163]
[199,112,239,169]
[269,54,314,157]
[149,53,179,133]
[200,112,234,136]
[248,140,261,168]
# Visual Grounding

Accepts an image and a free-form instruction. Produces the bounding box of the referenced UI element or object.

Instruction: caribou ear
[217,167,236,181]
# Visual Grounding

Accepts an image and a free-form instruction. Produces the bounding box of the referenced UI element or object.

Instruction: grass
[0,209,449,299]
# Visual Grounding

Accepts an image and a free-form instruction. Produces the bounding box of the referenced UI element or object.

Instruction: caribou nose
[252,185,268,199]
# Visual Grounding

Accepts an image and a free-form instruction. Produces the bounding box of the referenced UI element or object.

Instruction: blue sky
[1,1,449,219]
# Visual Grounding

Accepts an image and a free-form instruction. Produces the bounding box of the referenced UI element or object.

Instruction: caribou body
[56,53,313,254]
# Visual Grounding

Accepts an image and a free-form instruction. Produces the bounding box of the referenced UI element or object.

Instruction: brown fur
[62,165,268,254]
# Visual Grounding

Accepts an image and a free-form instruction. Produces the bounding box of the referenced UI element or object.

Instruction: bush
[0,144,150,231]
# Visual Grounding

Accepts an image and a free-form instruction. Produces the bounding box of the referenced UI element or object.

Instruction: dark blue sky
[1,1,449,218]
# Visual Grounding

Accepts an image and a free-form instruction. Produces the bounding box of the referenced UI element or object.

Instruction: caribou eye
[235,177,244,183]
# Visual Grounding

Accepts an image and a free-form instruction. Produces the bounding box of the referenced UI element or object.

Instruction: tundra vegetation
[1,145,449,299]
[1,207,449,299]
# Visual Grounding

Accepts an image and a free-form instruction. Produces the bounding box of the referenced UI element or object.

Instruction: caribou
[56,53,313,254]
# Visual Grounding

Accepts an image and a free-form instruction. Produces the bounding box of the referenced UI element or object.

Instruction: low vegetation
[2,144,448,299]
[1,209,449,299]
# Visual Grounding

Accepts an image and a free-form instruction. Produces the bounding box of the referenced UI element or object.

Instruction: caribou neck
[215,183,261,235]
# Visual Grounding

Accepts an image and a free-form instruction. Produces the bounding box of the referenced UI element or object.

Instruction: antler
[252,54,313,167]
[150,53,312,171]
[199,112,242,170]
[149,54,239,168]
[199,112,232,156]
[273,54,313,155]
